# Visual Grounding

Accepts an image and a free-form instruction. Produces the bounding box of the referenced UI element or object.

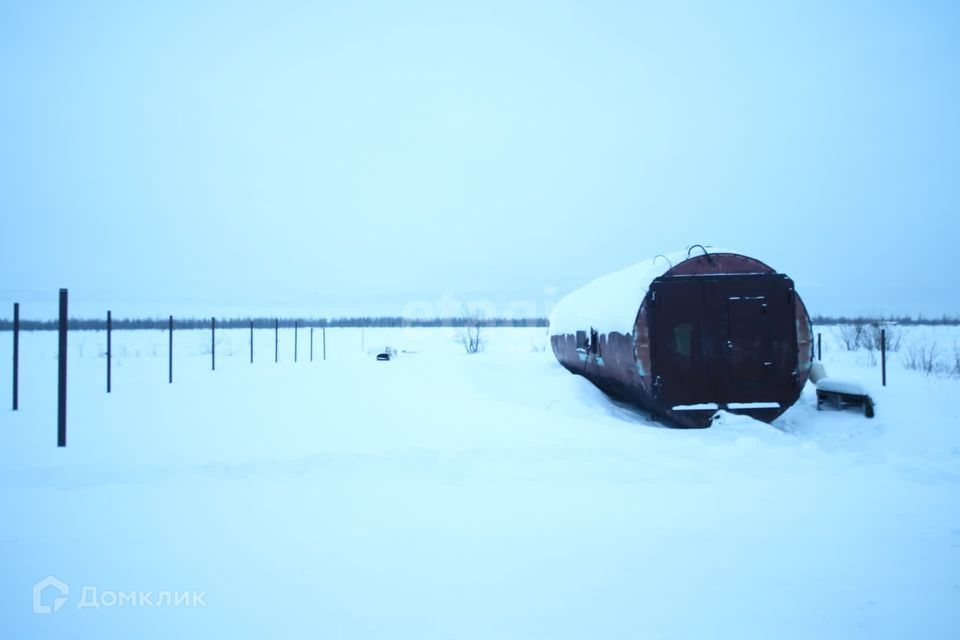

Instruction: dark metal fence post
[881,328,887,387]
[310,327,314,362]
[322,326,326,361]
[57,289,67,448]
[275,318,279,363]
[250,320,254,364]
[107,310,112,393]
[211,317,216,371]
[817,332,821,361]
[294,320,299,363]
[168,315,173,384]
[12,302,19,411]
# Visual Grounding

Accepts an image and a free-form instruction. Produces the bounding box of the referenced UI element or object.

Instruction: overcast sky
[2,0,958,319]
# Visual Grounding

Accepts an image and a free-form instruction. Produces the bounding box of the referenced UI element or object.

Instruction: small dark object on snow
[376,352,391,361]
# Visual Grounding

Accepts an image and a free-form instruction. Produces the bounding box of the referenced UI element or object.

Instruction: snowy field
[2,324,959,638]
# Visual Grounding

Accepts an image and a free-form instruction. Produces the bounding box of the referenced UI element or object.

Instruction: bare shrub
[902,340,943,375]
[199,338,224,355]
[885,325,902,352]
[858,349,877,367]
[863,323,901,353]
[953,342,960,378]
[455,308,485,354]
[836,321,867,351]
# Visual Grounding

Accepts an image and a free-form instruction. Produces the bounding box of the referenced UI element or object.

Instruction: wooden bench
[815,378,875,418]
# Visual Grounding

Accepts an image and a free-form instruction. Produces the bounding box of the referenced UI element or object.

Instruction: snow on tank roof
[548,248,742,337]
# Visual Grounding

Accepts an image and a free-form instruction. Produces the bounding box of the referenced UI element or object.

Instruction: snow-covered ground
[1,325,959,639]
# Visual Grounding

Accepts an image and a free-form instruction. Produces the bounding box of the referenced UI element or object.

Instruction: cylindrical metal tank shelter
[549,249,813,428]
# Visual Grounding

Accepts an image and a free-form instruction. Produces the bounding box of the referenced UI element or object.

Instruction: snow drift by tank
[549,248,813,427]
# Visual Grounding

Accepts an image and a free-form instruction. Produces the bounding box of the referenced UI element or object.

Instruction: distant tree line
[0,316,551,331]
[810,314,960,326]
[2,313,958,331]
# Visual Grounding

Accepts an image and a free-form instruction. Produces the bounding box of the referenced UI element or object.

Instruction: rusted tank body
[549,249,813,428]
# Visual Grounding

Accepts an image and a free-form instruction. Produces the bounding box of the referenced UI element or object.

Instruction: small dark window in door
[673,323,693,360]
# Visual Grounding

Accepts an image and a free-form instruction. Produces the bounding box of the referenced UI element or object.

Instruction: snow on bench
[816,378,867,396]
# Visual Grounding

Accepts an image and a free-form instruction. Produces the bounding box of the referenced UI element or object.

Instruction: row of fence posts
[156,316,328,384]
[11,291,335,447]
[816,330,887,386]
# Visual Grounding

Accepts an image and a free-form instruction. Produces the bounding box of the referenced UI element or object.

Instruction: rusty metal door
[726,296,774,393]
[648,278,707,407]
[719,276,797,401]
[650,273,798,408]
